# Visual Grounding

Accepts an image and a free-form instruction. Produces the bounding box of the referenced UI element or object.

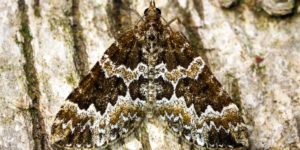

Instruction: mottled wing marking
[155,31,248,148]
[105,30,146,70]
[51,2,248,148]
[51,30,146,148]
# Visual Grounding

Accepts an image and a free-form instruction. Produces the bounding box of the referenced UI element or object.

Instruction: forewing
[51,30,147,148]
[155,31,249,148]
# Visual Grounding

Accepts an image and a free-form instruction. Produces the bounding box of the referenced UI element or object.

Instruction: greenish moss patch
[48,16,73,47]
[65,73,77,86]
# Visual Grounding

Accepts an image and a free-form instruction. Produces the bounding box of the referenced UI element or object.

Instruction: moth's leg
[165,17,181,27]
[163,17,202,30]
[140,122,152,150]
[128,8,144,21]
[117,0,143,21]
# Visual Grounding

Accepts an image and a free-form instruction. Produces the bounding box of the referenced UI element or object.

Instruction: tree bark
[0,0,299,149]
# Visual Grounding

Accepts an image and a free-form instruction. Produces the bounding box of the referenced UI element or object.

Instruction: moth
[51,0,248,149]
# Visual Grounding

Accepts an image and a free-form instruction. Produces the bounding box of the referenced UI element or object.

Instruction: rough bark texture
[0,0,300,150]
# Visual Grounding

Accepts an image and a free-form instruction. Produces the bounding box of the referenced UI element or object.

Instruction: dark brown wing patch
[129,75,148,101]
[155,76,174,100]
[67,62,127,114]
[160,32,200,71]
[105,30,146,70]
[175,66,232,115]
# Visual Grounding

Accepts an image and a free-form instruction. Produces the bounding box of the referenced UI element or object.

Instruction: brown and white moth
[51,0,248,149]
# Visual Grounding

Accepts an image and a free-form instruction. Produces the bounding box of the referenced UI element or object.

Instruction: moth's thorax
[138,3,164,43]
[137,19,164,43]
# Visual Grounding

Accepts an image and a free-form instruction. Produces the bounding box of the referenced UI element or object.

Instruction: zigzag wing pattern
[51,1,249,149]
[155,31,249,148]
[51,31,147,148]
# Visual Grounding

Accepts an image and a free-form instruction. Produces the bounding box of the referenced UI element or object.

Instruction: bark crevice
[71,0,89,79]
[33,0,41,17]
[106,0,133,39]
[17,0,50,150]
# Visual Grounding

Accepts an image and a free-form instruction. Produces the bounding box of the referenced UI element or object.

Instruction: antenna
[150,0,155,7]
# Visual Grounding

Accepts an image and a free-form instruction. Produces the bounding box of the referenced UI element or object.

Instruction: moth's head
[144,0,161,23]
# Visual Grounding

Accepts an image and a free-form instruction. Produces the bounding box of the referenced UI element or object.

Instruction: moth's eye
[144,8,149,15]
[156,8,161,15]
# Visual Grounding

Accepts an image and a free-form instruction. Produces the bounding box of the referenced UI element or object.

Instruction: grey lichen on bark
[261,0,296,16]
